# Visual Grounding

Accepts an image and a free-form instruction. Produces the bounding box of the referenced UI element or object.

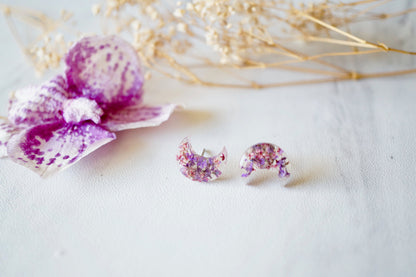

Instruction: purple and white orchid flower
[0,35,176,177]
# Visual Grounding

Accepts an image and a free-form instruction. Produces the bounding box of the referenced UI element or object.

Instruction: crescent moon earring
[176,137,227,182]
[240,143,291,182]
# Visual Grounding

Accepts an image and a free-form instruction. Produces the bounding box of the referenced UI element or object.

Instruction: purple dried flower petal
[8,75,69,127]
[101,104,177,132]
[7,122,116,177]
[65,35,144,111]
[0,118,22,158]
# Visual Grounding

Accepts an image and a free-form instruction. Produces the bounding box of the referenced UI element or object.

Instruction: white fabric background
[0,1,415,276]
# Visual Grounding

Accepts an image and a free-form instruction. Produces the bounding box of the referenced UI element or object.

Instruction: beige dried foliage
[0,5,73,75]
[1,0,416,88]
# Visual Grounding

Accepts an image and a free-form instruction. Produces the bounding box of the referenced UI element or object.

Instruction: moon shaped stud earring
[240,143,291,182]
[176,138,227,182]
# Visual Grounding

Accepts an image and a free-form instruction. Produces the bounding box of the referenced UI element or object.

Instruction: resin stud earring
[176,137,227,182]
[240,143,291,181]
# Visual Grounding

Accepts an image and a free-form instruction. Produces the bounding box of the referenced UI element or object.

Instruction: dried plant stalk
[1,0,416,88]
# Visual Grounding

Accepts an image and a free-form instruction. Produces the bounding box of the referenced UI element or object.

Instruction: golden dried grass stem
[264,41,350,73]
[359,68,416,79]
[381,8,416,19]
[174,68,416,90]
[297,11,367,44]
[304,36,378,48]
[157,51,204,85]
[349,0,392,20]
[338,0,381,7]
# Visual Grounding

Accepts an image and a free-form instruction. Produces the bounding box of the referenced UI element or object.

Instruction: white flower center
[63,98,103,124]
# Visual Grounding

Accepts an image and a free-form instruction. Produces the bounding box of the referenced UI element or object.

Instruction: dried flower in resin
[240,143,291,180]
[0,35,176,177]
[177,138,227,182]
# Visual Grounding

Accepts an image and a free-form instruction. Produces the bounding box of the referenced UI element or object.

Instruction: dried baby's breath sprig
[95,0,416,88]
[1,4,73,75]
[28,34,70,75]
[2,0,416,88]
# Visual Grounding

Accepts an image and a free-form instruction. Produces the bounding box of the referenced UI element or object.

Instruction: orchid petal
[7,122,116,177]
[65,35,144,111]
[0,117,22,158]
[8,75,69,127]
[101,104,177,132]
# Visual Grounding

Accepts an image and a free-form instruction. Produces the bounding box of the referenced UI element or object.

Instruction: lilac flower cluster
[177,138,227,182]
[0,35,176,177]
[240,143,290,178]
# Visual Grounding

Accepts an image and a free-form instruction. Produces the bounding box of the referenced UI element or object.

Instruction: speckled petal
[65,35,144,111]
[0,118,22,158]
[7,122,116,177]
[8,75,69,127]
[101,104,177,132]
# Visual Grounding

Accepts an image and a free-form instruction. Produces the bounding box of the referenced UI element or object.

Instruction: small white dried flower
[144,72,152,80]
[176,22,188,33]
[2,5,11,15]
[186,3,194,11]
[91,4,101,15]
[173,8,185,18]
[145,6,158,20]
[131,20,141,30]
